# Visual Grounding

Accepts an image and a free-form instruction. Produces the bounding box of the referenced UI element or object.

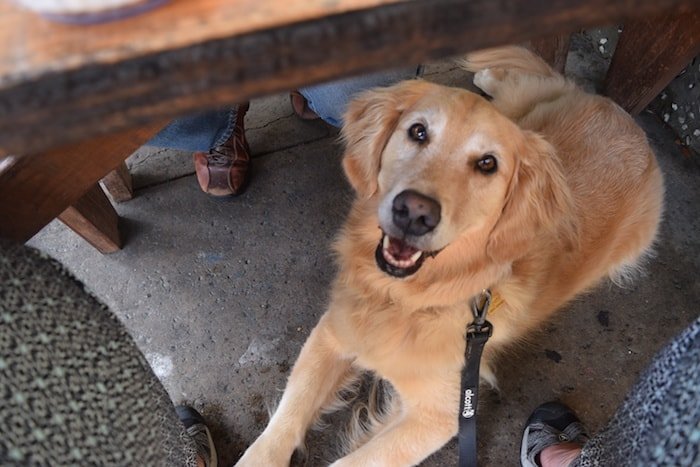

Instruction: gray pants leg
[0,241,198,466]
[572,317,700,467]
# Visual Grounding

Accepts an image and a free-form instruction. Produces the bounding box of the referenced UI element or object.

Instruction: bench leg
[0,120,165,243]
[604,6,700,114]
[58,183,122,254]
[529,34,571,74]
[102,161,134,203]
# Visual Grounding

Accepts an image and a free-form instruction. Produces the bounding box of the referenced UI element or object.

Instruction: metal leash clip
[468,289,493,337]
[459,289,494,467]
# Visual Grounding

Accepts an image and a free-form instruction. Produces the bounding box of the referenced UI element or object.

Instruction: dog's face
[341,80,574,278]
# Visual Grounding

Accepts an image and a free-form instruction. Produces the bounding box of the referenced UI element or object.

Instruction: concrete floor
[29,36,699,466]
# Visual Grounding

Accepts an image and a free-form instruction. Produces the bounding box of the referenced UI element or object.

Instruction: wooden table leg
[604,6,700,114]
[529,34,571,74]
[58,183,122,254]
[102,161,134,203]
[0,121,166,243]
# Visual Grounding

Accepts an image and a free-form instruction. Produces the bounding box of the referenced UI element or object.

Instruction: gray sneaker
[176,405,218,467]
[521,401,589,467]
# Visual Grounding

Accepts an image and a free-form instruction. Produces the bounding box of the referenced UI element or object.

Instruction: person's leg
[299,65,423,128]
[522,317,700,467]
[148,104,251,197]
[521,402,589,467]
[192,103,250,197]
[570,317,700,467]
[145,67,420,197]
[148,108,236,153]
[539,443,581,467]
[0,240,210,466]
[177,406,218,467]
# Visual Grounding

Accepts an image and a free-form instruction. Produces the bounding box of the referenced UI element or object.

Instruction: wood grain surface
[604,7,700,114]
[0,0,403,87]
[529,35,572,74]
[1,0,698,154]
[101,161,134,203]
[0,121,166,242]
[58,183,122,254]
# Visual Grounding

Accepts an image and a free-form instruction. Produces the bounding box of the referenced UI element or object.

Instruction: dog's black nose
[392,190,441,236]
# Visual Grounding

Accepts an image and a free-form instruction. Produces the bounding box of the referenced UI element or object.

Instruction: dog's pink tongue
[388,237,419,260]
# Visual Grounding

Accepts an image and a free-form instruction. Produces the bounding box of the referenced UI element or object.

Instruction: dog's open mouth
[375,233,436,278]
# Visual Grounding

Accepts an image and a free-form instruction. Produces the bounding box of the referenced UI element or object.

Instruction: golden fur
[236,47,664,466]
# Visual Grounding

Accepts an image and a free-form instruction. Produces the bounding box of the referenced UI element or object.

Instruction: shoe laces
[207,147,232,167]
[185,424,214,467]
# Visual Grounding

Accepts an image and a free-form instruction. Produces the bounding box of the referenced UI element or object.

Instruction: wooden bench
[1,0,698,252]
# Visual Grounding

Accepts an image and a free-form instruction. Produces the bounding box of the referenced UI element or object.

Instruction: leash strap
[458,290,493,467]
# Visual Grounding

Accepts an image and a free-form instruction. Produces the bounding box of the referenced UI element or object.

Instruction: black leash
[458,290,493,467]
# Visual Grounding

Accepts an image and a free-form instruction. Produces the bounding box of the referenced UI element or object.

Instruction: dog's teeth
[382,247,395,264]
[381,235,424,270]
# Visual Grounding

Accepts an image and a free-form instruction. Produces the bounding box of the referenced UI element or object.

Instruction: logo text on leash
[462,388,476,418]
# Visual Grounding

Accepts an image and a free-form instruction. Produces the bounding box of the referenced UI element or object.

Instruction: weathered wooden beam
[528,34,572,74]
[604,6,700,114]
[1,0,697,155]
[0,121,165,242]
[101,161,134,203]
[58,183,122,254]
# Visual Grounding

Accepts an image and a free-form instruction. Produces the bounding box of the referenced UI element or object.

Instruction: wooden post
[58,183,122,254]
[0,121,165,243]
[102,161,134,203]
[605,6,700,114]
[528,34,571,74]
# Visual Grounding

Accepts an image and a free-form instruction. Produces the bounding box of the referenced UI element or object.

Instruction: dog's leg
[331,401,456,467]
[236,315,353,467]
[473,68,534,120]
[473,67,509,98]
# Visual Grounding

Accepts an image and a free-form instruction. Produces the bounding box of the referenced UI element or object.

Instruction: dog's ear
[487,131,578,263]
[341,80,430,198]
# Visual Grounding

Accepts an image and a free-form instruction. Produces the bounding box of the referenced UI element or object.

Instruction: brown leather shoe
[193,102,251,196]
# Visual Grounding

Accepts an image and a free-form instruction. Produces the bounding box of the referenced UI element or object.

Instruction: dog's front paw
[473,68,507,97]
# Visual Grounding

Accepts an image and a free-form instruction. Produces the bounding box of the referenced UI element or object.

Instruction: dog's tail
[458,45,557,77]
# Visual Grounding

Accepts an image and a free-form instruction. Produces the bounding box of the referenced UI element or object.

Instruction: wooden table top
[0,0,403,88]
[1,0,696,155]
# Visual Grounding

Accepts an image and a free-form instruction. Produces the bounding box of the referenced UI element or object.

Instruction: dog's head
[341,80,576,278]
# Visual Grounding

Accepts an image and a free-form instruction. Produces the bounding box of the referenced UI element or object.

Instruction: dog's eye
[476,154,498,174]
[408,123,428,143]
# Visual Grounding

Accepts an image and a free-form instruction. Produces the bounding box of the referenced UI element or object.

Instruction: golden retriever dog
[236,46,664,466]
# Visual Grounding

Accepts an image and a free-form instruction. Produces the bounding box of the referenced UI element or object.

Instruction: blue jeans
[148,66,422,152]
